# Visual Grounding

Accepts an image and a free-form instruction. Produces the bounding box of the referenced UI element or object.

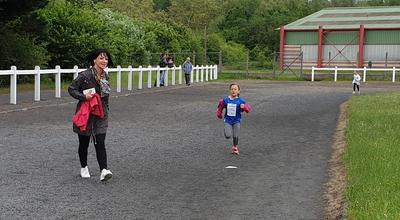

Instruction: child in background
[216,83,251,155]
[352,70,361,94]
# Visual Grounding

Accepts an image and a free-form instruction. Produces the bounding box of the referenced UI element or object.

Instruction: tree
[102,0,155,20]
[168,0,222,31]
[168,0,222,61]
[0,0,49,69]
[331,0,354,7]
[153,0,171,11]
[0,0,48,22]
[217,0,261,45]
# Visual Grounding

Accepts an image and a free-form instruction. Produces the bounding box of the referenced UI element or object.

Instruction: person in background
[167,56,175,68]
[182,57,193,86]
[159,53,168,86]
[68,48,113,182]
[352,70,361,94]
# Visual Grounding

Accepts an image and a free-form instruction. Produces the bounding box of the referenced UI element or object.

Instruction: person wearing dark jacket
[159,53,168,86]
[68,48,113,182]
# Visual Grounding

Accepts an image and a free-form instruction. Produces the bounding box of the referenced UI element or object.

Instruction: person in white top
[352,71,361,94]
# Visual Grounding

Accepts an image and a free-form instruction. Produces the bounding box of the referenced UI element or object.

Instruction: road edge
[324,101,348,220]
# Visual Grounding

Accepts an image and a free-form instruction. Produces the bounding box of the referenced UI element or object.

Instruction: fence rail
[311,66,397,82]
[1,64,218,104]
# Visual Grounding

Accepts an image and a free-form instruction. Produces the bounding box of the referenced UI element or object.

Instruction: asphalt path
[0,81,398,219]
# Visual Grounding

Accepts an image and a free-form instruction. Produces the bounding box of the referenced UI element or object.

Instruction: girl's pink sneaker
[231,146,240,155]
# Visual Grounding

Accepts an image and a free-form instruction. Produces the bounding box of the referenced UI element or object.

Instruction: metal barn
[279,7,400,69]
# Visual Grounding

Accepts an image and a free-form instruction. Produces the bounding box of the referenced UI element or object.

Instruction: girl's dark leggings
[353,83,360,91]
[78,134,107,171]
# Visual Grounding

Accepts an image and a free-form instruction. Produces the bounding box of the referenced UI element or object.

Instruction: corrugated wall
[285,32,318,45]
[301,45,318,61]
[324,32,359,45]
[365,30,400,44]
[364,45,400,61]
[323,45,358,61]
[284,30,400,68]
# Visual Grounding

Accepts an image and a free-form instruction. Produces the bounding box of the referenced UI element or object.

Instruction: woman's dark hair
[86,48,114,67]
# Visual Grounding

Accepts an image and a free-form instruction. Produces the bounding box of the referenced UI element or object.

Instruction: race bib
[227,103,237,116]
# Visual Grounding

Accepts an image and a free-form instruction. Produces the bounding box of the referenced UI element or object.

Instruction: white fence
[0,64,218,104]
[311,66,397,82]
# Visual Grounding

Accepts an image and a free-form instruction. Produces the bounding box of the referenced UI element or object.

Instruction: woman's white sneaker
[100,169,112,182]
[80,166,90,178]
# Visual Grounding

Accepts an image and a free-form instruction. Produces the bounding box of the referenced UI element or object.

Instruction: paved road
[0,81,398,219]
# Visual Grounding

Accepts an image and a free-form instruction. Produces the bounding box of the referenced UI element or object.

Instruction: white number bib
[227,103,237,116]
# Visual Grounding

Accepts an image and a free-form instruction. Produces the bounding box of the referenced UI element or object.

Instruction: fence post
[195,65,199,83]
[34,66,40,101]
[334,66,338,82]
[392,67,396,83]
[10,66,17,104]
[208,66,214,81]
[128,65,133,91]
[311,66,315,82]
[178,65,182,84]
[73,65,79,79]
[148,65,152,88]
[205,65,209,81]
[201,65,204,82]
[138,65,143,89]
[363,66,367,82]
[190,67,193,84]
[117,65,122,93]
[165,68,169,87]
[156,66,160,87]
[215,65,218,79]
[55,65,61,98]
[172,66,176,85]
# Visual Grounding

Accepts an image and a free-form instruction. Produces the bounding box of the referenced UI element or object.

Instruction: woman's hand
[85,93,93,101]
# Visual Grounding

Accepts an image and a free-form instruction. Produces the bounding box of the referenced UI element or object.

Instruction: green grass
[345,92,400,219]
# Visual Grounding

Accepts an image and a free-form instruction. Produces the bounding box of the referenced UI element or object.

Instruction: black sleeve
[68,74,86,101]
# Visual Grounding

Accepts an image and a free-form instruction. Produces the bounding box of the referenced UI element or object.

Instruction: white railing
[0,64,218,104]
[311,66,397,82]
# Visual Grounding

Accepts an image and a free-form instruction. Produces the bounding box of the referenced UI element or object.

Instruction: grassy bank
[345,92,400,219]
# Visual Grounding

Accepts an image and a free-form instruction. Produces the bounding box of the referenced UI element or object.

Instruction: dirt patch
[324,102,349,219]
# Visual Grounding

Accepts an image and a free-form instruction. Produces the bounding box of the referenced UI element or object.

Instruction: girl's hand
[240,104,244,109]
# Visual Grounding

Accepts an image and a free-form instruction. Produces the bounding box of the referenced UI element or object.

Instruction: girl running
[216,83,251,155]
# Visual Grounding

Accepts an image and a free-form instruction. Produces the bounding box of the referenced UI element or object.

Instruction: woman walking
[68,48,113,182]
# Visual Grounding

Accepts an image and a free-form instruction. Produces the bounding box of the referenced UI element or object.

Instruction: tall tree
[168,0,222,31]
[168,0,222,60]
[102,0,155,20]
[217,0,261,45]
